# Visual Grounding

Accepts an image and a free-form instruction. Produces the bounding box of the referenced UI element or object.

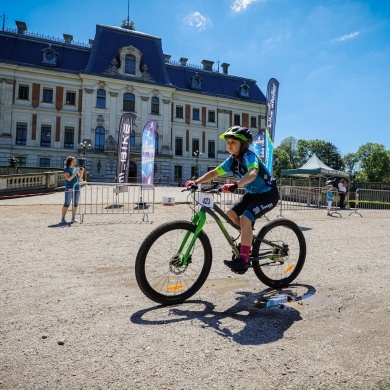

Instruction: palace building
[0,19,266,184]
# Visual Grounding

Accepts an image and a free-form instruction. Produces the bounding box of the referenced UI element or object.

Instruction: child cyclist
[185,126,279,274]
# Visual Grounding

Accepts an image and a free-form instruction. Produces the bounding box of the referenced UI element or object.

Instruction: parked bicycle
[135,184,307,305]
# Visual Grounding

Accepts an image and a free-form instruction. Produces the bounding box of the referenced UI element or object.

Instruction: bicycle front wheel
[135,221,213,305]
[251,219,306,288]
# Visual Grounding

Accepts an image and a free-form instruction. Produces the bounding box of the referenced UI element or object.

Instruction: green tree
[272,148,292,177]
[277,137,298,167]
[343,152,359,182]
[356,143,390,182]
[295,139,342,169]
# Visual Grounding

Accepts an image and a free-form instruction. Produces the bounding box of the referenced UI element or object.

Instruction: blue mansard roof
[0,23,266,103]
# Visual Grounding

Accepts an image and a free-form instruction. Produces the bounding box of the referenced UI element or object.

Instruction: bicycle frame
[177,193,240,266]
[177,189,288,267]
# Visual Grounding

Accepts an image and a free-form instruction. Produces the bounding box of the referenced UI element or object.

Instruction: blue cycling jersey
[215,149,273,194]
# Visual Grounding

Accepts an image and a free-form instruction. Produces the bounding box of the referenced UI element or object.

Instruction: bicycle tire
[251,219,306,288]
[135,221,213,305]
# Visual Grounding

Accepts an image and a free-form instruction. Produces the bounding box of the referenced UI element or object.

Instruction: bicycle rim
[135,221,212,305]
[252,219,306,288]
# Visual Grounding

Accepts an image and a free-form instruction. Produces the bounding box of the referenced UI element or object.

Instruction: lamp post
[193,150,202,179]
[79,141,91,168]
[8,156,18,168]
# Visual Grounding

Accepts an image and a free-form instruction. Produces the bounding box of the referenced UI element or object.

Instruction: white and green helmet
[219,126,253,142]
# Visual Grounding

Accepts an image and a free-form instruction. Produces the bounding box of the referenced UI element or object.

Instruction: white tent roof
[281,154,349,178]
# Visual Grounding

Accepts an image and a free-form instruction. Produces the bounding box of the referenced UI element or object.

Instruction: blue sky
[4,0,390,156]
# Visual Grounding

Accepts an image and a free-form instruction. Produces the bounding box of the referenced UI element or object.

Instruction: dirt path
[0,200,389,389]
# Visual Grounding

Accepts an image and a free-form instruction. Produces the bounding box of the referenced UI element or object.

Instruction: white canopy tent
[281,154,349,185]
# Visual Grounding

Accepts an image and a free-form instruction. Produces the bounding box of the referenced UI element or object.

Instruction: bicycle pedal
[231,269,248,275]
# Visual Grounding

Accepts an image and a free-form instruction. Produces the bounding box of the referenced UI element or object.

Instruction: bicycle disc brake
[169,254,192,275]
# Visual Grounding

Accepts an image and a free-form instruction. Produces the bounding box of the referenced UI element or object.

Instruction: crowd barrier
[279,186,323,216]
[77,182,154,223]
[351,188,390,216]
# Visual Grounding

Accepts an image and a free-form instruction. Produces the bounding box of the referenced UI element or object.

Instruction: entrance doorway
[128,161,137,183]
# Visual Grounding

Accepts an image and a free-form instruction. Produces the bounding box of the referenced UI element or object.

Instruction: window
[16,123,27,145]
[176,106,184,118]
[125,54,136,74]
[208,140,215,158]
[192,139,200,156]
[64,127,75,148]
[16,156,26,167]
[151,97,159,115]
[191,166,197,178]
[106,161,116,175]
[123,93,135,111]
[40,125,51,147]
[18,85,29,100]
[42,88,53,103]
[154,131,159,154]
[208,110,216,122]
[233,114,240,126]
[250,116,257,128]
[66,91,76,105]
[95,126,105,150]
[174,165,183,182]
[175,137,183,156]
[193,108,200,121]
[130,129,135,146]
[39,158,50,168]
[96,89,106,108]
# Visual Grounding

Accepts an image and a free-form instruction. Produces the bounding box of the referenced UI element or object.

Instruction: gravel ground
[0,188,389,390]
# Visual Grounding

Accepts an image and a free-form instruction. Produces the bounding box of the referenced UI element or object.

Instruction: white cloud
[333,31,360,42]
[231,0,262,13]
[184,11,212,31]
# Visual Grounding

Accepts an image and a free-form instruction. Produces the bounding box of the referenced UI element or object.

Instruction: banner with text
[116,113,136,183]
[266,78,279,142]
[141,120,157,187]
[249,78,279,174]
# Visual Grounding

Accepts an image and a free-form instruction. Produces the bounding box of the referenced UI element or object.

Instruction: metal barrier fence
[78,182,154,223]
[279,186,323,216]
[352,188,390,216]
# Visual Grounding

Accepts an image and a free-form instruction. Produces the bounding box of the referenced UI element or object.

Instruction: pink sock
[239,245,251,263]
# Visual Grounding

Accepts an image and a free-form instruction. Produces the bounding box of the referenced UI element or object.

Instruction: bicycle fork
[176,212,207,267]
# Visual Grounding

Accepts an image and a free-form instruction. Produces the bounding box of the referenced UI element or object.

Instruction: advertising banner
[116,113,136,184]
[266,78,279,142]
[141,120,157,187]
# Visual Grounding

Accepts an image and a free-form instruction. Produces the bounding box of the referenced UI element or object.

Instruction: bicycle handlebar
[181,183,222,194]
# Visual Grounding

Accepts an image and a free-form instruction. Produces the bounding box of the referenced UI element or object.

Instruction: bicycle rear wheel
[251,219,306,288]
[135,221,213,305]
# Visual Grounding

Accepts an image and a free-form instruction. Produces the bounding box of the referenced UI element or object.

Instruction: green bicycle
[135,185,307,305]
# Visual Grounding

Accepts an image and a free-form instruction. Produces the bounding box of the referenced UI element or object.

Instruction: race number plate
[195,192,214,208]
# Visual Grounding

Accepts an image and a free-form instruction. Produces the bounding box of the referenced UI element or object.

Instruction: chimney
[179,57,188,66]
[201,60,214,71]
[63,34,73,43]
[221,63,230,75]
[15,21,27,34]
[164,54,171,63]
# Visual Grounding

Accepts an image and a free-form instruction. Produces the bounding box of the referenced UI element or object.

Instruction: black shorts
[231,188,279,222]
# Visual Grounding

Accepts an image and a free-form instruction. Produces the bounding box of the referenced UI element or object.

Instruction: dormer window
[125,54,136,74]
[41,46,58,67]
[239,83,250,98]
[191,74,202,91]
[118,46,143,78]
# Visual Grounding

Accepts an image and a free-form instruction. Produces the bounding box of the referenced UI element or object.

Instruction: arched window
[151,97,159,115]
[96,89,106,108]
[130,129,135,146]
[123,93,135,111]
[95,126,105,150]
[155,131,159,154]
[125,55,136,74]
